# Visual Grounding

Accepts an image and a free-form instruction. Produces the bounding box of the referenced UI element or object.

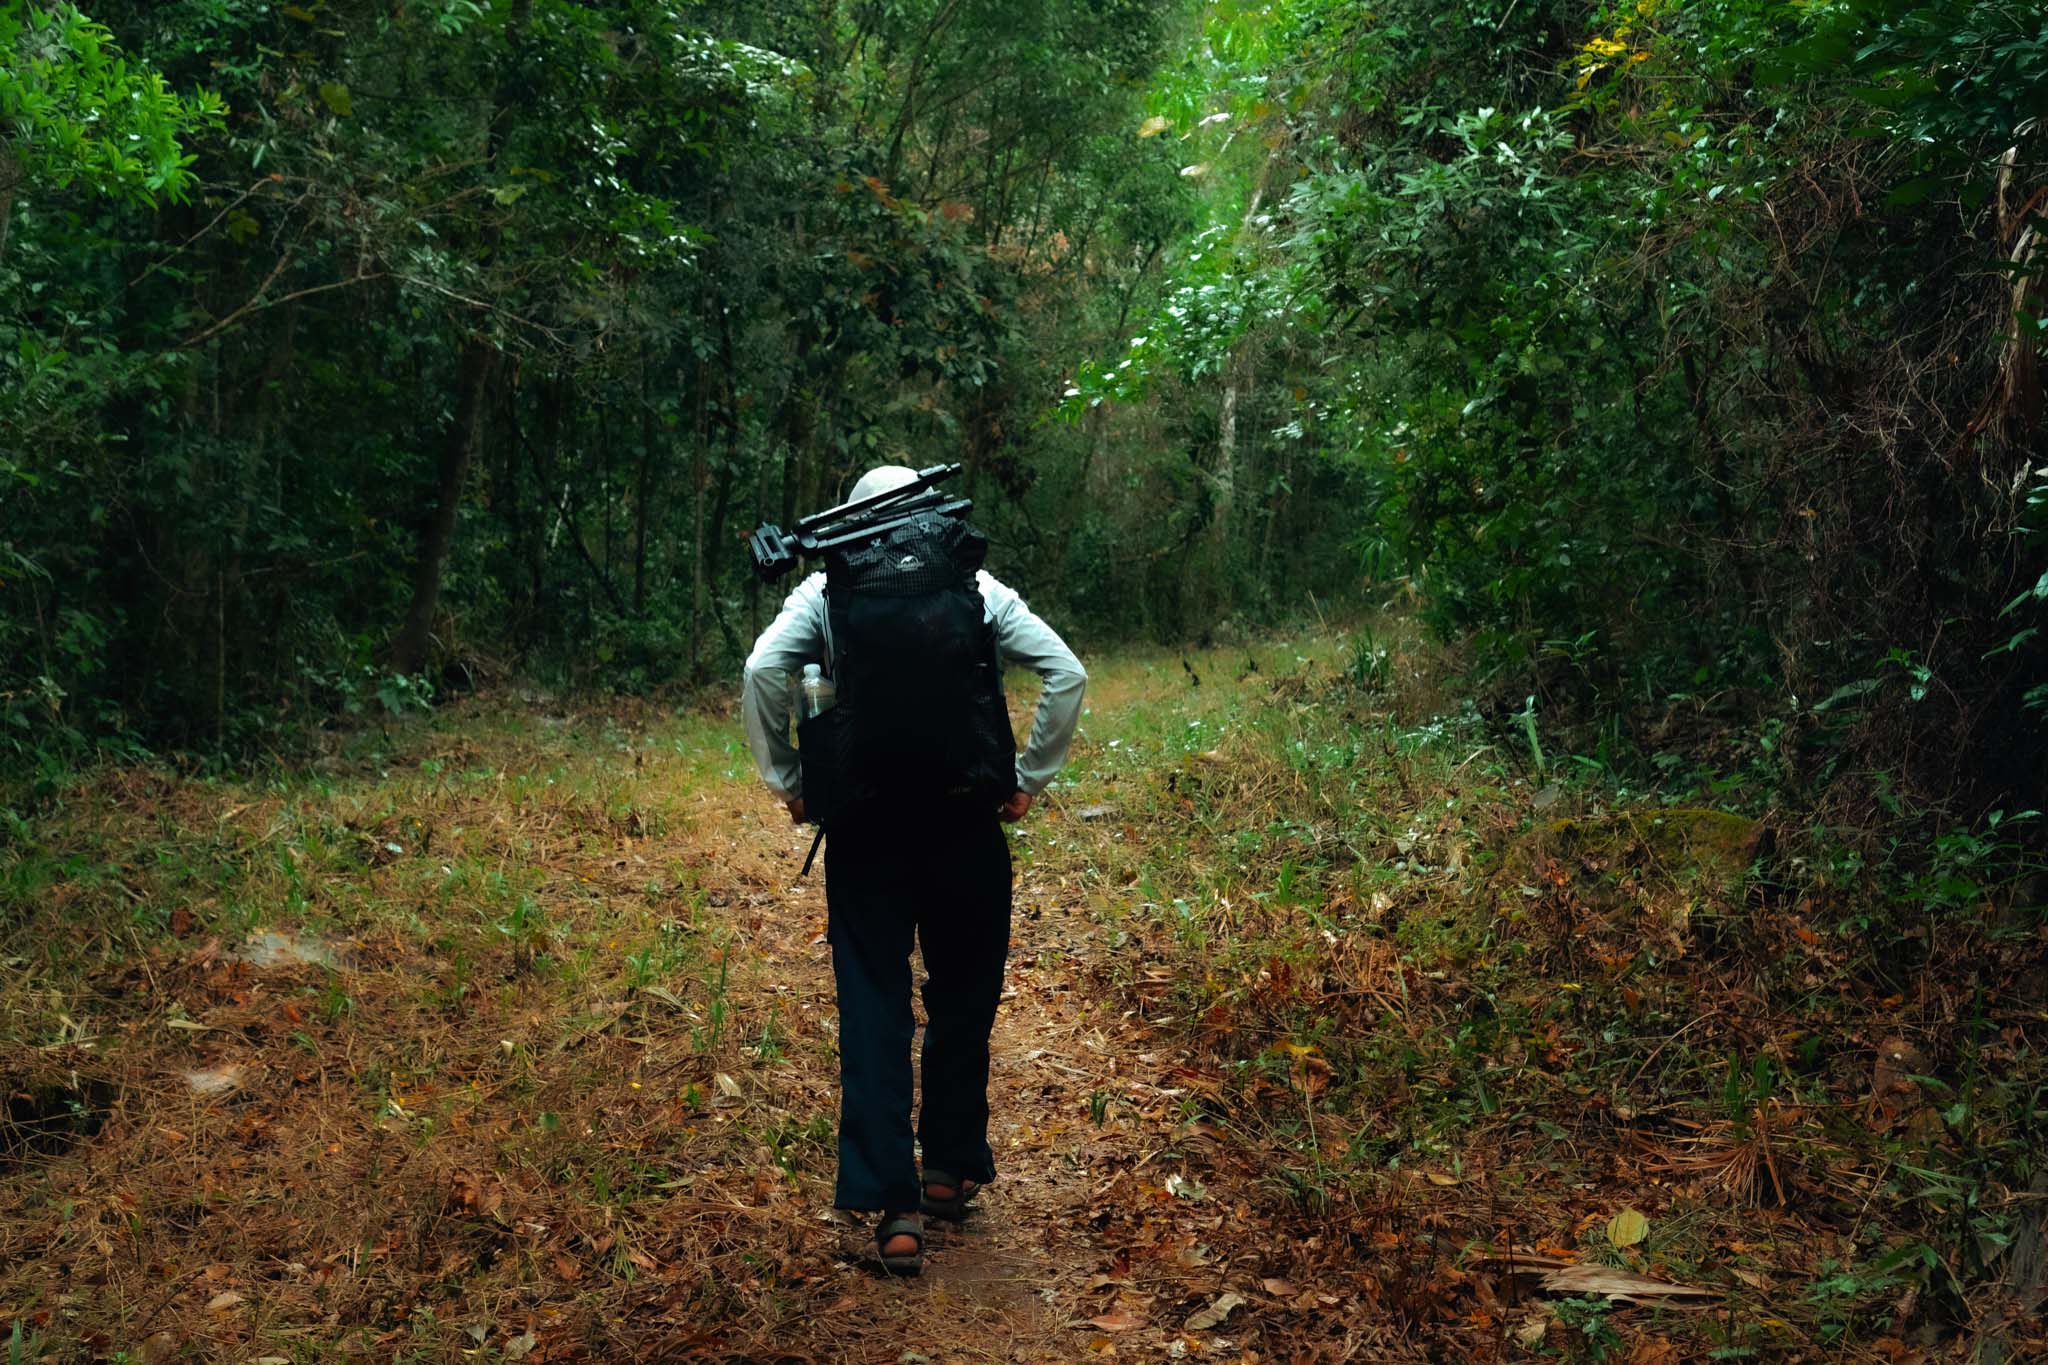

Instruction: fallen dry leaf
[1185,1291,1245,1331]
[134,1333,180,1364]
[1260,1277,1298,1297]
[1537,1263,1717,1307]
[204,1291,244,1313]
[1607,1207,1650,1248]
[1084,1309,1144,1333]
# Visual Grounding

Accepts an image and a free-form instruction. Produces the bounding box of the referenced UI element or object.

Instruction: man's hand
[998,790,1032,823]
[785,797,807,826]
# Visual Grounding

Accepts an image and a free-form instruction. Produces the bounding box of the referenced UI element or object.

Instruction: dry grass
[1016,625,2048,1363]
[1,698,853,1360]
[2,626,2043,1363]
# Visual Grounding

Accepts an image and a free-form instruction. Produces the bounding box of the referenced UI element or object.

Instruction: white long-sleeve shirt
[742,570,1086,802]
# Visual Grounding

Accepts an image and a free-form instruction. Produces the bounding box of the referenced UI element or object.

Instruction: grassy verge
[0,625,2042,1362]
[1026,622,2048,1362]
[0,697,837,1361]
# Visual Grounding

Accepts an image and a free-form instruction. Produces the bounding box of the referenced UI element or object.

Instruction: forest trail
[2,647,1388,1365]
[660,779,1289,1363]
[9,0,2044,1354]
[9,637,2033,1363]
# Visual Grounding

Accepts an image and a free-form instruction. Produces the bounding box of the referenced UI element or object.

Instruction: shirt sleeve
[980,571,1087,796]
[741,573,828,801]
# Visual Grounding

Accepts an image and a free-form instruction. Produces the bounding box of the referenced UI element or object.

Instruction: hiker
[741,465,1085,1275]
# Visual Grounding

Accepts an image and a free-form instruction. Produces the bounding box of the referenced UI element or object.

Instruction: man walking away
[741,464,1085,1275]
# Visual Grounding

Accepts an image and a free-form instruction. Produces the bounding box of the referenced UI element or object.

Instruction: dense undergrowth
[1032,623,2048,1360]
[9,0,2042,837]
[1,625,2043,1361]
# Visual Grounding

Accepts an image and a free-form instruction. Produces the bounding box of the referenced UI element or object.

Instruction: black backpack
[796,511,1016,831]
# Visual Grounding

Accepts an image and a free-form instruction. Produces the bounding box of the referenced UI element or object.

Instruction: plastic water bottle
[800,663,836,719]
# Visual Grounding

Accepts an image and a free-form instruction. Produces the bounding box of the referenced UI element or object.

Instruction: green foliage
[0,2,223,215]
[1801,0,2048,184]
[1069,0,2048,808]
[3,0,2043,841]
[5,0,1372,762]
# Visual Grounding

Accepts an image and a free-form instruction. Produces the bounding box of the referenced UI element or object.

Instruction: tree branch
[181,269,385,348]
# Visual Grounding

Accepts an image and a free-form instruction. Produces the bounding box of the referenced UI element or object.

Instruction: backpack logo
[895,553,924,572]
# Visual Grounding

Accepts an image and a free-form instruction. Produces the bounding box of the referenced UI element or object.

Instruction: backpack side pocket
[796,705,854,832]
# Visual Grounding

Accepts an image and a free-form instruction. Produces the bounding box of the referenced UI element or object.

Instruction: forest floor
[2,626,2044,1363]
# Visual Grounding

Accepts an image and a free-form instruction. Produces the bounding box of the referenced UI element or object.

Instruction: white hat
[849,465,919,503]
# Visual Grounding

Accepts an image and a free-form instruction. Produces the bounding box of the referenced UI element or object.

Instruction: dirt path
[15,651,2032,1363]
[680,789,1252,1364]
[3,672,1396,1363]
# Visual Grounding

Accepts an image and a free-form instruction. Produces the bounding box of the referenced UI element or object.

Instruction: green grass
[0,626,2041,1361]
[1022,624,2047,1361]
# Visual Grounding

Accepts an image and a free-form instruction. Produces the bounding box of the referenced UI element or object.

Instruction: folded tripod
[748,463,969,582]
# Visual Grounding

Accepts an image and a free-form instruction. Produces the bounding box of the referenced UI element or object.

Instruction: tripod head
[749,463,971,582]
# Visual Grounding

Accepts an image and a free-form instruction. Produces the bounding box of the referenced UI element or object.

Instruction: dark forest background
[3,0,2044,825]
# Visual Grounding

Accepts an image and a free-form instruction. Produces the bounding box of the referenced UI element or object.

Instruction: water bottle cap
[802,663,822,679]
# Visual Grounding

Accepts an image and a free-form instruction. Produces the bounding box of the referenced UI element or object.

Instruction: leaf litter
[0,638,2039,1362]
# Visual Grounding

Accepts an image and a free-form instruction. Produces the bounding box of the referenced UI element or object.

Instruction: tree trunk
[749,467,763,641]
[0,144,18,265]
[1201,174,1275,609]
[392,340,497,674]
[388,0,525,675]
[690,425,707,682]
[776,325,817,530]
[674,341,706,678]
[531,374,562,633]
[494,365,531,644]
[635,349,656,614]
[1213,360,1242,537]
[601,402,613,582]
[217,301,298,731]
[707,455,736,598]
[881,0,967,181]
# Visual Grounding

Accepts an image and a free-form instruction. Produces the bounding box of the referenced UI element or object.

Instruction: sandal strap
[923,1169,978,1198]
[876,1212,923,1249]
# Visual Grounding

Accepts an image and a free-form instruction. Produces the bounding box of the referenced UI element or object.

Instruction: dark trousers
[824,812,1011,1212]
